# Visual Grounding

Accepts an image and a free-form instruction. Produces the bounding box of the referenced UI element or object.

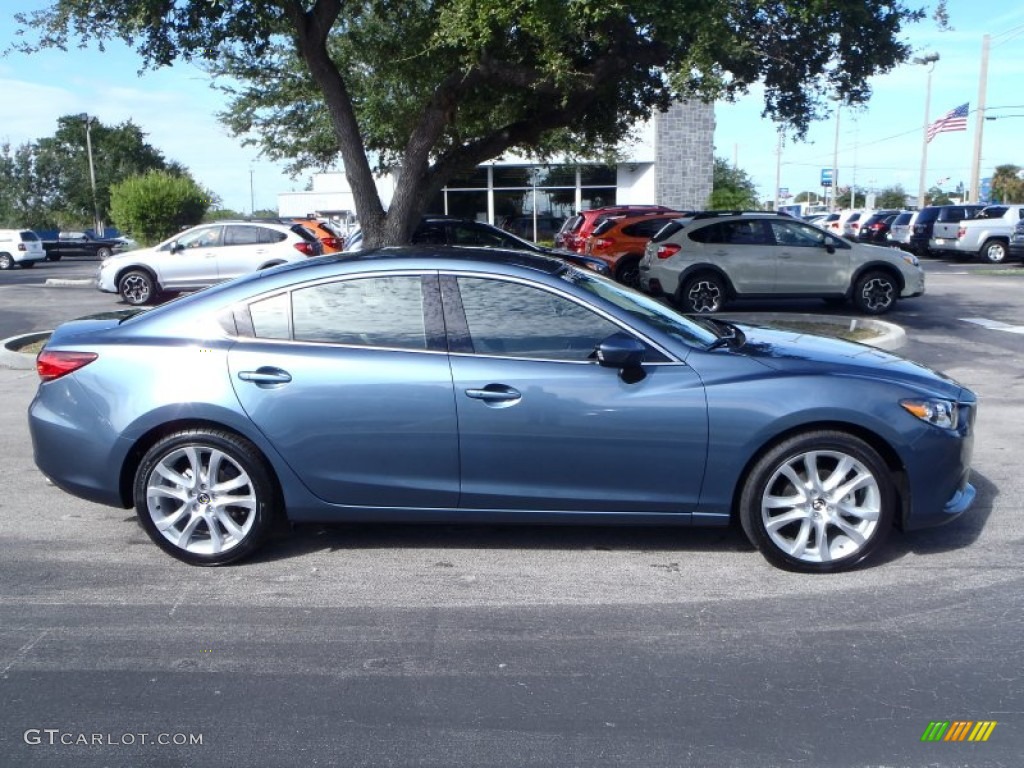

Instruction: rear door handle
[465,386,521,404]
[238,367,292,386]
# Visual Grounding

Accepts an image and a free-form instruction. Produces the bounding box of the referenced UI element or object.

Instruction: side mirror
[170,241,183,253]
[596,332,646,370]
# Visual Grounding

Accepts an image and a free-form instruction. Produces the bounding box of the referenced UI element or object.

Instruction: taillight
[36,351,98,382]
[293,241,315,256]
[592,238,612,251]
[323,237,341,250]
[957,226,966,239]
[657,243,681,259]
[18,243,27,251]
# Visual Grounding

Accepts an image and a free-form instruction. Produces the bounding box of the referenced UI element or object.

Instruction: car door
[689,220,776,293]
[228,273,460,508]
[156,225,223,289]
[768,219,849,294]
[216,224,277,281]
[443,274,708,514]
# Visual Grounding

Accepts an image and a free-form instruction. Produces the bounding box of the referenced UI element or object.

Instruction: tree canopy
[14,0,932,246]
[991,164,1023,203]
[0,115,186,231]
[709,158,759,210]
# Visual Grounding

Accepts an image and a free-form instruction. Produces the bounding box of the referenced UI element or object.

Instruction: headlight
[901,253,920,267]
[900,398,958,429]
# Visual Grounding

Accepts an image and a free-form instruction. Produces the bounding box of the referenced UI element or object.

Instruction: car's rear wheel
[119,270,157,305]
[615,256,642,289]
[980,239,1008,264]
[134,430,279,566]
[679,273,727,313]
[46,253,62,262]
[852,270,897,314]
[21,261,35,269]
[739,431,895,573]
[96,246,113,260]
[0,253,12,270]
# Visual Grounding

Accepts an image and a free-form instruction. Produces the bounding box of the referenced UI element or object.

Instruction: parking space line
[961,318,1024,334]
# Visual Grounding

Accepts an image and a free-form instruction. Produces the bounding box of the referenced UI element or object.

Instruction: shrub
[109,171,211,245]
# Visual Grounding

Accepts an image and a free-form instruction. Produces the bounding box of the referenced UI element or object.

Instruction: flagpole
[969,34,990,203]
[915,53,940,209]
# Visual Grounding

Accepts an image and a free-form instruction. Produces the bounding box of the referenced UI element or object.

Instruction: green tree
[875,185,908,209]
[990,164,1023,203]
[16,0,929,247]
[709,157,759,210]
[926,186,953,206]
[108,171,211,245]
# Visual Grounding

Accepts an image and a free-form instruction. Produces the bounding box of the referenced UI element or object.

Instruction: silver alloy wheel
[0,253,12,270]
[120,272,151,304]
[858,276,894,313]
[685,278,723,313]
[982,240,1007,264]
[146,445,258,556]
[760,449,881,565]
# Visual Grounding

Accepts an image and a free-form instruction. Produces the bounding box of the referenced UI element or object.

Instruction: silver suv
[97,221,322,305]
[639,211,925,315]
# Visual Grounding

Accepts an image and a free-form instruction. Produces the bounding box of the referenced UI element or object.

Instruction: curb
[718,312,906,351]
[1,331,50,370]
[44,278,94,287]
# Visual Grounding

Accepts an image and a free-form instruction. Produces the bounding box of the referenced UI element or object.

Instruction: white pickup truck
[936,204,1024,263]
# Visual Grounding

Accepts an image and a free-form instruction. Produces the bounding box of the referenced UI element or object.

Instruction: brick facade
[655,101,715,210]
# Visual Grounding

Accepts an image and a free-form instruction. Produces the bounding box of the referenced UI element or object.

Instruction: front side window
[176,226,221,250]
[457,277,621,361]
[770,220,831,248]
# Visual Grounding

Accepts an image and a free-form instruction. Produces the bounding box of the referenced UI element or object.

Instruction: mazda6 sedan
[29,247,977,573]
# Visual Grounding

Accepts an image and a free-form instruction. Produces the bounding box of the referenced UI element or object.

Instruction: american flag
[926,103,969,143]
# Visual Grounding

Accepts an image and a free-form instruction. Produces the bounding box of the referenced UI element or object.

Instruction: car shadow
[246,468,995,570]
[246,519,756,565]
[864,468,996,567]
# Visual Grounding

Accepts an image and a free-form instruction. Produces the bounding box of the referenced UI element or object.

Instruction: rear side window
[689,220,769,245]
[20,231,40,241]
[224,225,263,246]
[977,207,1007,219]
[622,218,674,238]
[892,213,913,225]
[261,227,288,244]
[591,218,616,237]
[916,208,940,224]
[288,224,317,243]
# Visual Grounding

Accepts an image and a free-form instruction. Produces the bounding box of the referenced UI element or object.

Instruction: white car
[97,221,322,305]
[0,229,47,270]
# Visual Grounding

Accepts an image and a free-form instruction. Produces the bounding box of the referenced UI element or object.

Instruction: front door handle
[238,367,292,386]
[465,385,522,404]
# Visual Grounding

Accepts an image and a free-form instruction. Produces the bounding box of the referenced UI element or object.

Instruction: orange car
[291,218,347,254]
[584,211,689,287]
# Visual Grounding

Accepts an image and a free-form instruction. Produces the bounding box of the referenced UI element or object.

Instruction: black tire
[46,253,62,262]
[118,269,157,306]
[0,253,12,270]
[980,239,1008,264]
[678,273,727,313]
[852,270,897,315]
[739,430,895,573]
[615,256,642,289]
[21,261,35,269]
[96,246,113,260]
[133,429,280,566]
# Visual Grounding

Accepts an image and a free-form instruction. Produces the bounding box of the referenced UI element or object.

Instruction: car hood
[728,322,969,399]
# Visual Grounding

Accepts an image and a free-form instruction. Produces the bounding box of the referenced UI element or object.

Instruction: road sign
[821,168,834,187]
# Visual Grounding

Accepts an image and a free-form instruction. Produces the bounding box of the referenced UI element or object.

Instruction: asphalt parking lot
[2,256,1023,767]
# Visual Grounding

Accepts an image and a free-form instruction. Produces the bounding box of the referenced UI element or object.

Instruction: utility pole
[915,53,940,209]
[969,35,990,203]
[774,128,783,210]
[831,105,840,211]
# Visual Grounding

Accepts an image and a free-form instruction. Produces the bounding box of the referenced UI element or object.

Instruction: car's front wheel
[739,431,895,573]
[679,273,727,313]
[852,270,897,314]
[133,429,280,566]
[615,256,642,289]
[118,270,157,305]
[980,239,1008,264]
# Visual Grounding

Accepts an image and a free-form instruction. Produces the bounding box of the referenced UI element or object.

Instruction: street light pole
[831,103,840,212]
[82,113,103,236]
[249,168,255,215]
[915,52,940,209]
[969,35,990,203]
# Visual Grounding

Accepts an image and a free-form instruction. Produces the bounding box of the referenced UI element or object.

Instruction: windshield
[561,270,718,348]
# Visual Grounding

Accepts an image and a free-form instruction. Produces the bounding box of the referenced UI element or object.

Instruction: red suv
[556,205,676,253]
[584,211,689,286]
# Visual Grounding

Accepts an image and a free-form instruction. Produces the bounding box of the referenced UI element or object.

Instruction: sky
[1,0,1022,214]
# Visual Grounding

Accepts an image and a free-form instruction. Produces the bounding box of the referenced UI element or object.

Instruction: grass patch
[10,337,48,355]
[976,267,1024,276]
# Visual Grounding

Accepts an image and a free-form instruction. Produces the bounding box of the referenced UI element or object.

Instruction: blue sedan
[28,248,976,572]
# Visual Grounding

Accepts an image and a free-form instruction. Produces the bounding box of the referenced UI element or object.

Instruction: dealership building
[277,101,715,231]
